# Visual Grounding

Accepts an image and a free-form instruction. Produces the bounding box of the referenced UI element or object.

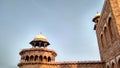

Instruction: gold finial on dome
[95,12,100,17]
[34,33,47,41]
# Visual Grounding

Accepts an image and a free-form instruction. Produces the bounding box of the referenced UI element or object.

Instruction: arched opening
[104,27,108,45]
[41,42,44,47]
[35,42,39,47]
[34,55,38,61]
[30,55,34,61]
[48,56,51,62]
[111,62,115,68]
[108,17,113,42]
[118,59,120,68]
[101,34,104,48]
[106,65,110,68]
[39,55,42,61]
[21,56,25,62]
[25,56,29,62]
[44,56,47,61]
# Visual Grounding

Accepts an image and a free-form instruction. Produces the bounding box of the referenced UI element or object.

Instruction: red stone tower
[18,34,57,68]
[92,0,120,68]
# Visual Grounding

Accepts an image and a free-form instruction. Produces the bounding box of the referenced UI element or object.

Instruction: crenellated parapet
[18,61,104,68]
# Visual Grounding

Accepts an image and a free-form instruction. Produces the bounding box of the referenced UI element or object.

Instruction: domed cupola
[30,33,50,48]
[92,13,101,30]
[93,13,100,23]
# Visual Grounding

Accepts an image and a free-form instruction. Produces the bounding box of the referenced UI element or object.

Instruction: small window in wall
[44,56,47,61]
[101,35,104,48]
[104,27,108,44]
[34,55,38,61]
[25,56,29,61]
[39,55,42,61]
[108,17,113,41]
[30,55,34,61]
[48,56,51,62]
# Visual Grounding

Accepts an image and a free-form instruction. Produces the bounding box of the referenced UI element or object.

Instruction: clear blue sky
[0,0,104,68]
